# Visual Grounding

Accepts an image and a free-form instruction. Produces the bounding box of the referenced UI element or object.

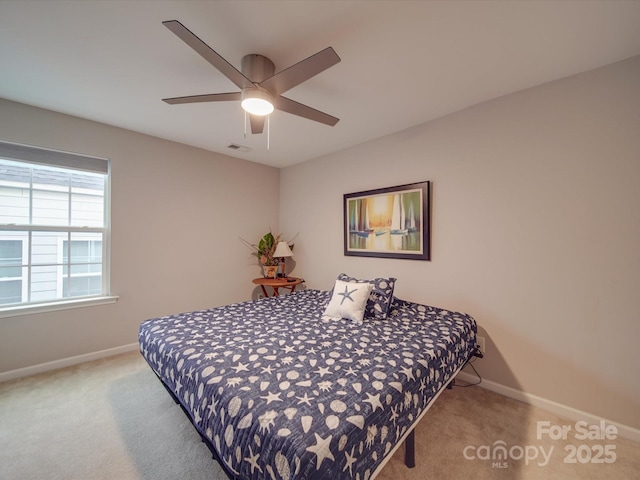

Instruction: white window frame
[0,140,117,317]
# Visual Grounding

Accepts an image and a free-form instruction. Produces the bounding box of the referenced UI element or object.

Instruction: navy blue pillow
[337,273,396,320]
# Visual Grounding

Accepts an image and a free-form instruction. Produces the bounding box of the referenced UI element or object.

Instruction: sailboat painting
[344,181,430,260]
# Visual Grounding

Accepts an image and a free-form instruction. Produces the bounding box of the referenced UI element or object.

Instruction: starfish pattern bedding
[139,289,477,479]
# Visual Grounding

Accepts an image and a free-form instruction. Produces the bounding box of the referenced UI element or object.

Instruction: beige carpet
[1,351,639,480]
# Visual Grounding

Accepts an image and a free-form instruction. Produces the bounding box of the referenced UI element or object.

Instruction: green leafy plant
[256,231,279,266]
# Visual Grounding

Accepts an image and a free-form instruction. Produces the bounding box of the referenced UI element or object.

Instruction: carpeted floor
[1,351,639,480]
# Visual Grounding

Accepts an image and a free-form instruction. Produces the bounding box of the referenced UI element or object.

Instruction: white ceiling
[2,1,640,168]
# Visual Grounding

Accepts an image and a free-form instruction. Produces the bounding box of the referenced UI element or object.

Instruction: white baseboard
[0,343,139,383]
[456,371,640,444]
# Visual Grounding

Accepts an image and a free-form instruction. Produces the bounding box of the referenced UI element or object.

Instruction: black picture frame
[344,181,431,261]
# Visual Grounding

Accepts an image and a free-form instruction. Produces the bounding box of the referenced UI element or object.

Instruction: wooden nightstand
[252,277,303,297]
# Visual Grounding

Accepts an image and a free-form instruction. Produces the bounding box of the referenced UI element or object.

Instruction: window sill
[0,295,119,319]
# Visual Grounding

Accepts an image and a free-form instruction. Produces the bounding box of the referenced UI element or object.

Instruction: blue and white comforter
[139,289,477,480]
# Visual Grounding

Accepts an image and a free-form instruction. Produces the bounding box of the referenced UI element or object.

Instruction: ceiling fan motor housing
[241,54,275,83]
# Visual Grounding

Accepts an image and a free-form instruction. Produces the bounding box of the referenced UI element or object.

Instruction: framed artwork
[344,181,430,260]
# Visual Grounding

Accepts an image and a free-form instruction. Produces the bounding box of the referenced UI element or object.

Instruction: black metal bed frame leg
[405,429,416,468]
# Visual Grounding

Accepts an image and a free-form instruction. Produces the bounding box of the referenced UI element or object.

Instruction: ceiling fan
[161,20,341,134]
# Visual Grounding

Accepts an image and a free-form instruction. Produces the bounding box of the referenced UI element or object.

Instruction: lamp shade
[241,88,274,116]
[273,241,293,258]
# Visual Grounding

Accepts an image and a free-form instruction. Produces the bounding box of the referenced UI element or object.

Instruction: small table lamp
[273,241,294,277]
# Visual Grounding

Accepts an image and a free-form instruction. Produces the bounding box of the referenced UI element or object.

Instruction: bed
[139,277,478,480]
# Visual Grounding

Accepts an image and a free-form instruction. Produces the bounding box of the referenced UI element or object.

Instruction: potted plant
[256,231,279,278]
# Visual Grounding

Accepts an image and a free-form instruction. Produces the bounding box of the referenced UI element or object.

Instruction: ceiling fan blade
[273,96,339,127]
[163,20,253,90]
[249,115,266,134]
[162,92,241,105]
[260,47,340,96]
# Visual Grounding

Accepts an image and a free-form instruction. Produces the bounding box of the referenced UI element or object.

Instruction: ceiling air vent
[227,144,252,153]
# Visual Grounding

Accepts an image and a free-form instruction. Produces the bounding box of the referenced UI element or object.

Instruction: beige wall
[280,56,640,430]
[0,99,279,372]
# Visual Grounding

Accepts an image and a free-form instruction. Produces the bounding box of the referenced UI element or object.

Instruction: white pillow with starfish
[322,279,374,323]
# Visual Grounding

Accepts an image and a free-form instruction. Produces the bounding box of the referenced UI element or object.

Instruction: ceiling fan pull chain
[267,115,270,150]
[244,110,247,139]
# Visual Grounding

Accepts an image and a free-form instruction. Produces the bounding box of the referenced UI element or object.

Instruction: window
[0,238,26,304]
[60,239,103,297]
[0,140,112,312]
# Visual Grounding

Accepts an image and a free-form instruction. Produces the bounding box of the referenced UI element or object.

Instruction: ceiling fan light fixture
[241,88,274,116]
